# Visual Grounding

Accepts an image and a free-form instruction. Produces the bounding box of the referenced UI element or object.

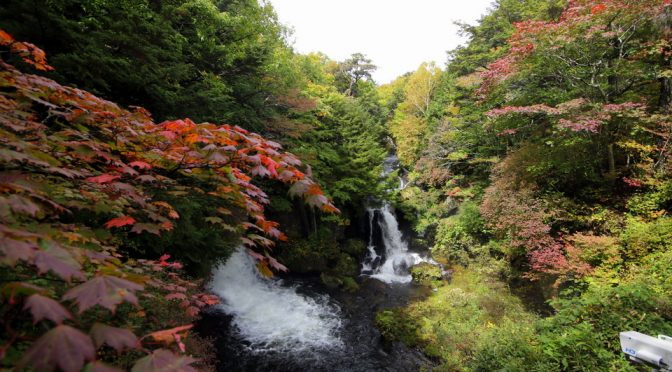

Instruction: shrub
[534,279,672,371]
[377,269,537,370]
[620,217,672,261]
[626,181,672,217]
[470,320,543,371]
[432,201,486,265]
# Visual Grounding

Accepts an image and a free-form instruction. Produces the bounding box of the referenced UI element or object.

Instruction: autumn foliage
[476,0,672,280]
[0,30,337,371]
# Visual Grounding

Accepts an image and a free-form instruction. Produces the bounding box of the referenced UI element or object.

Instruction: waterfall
[362,203,424,284]
[360,209,379,274]
[361,154,428,284]
[208,248,343,355]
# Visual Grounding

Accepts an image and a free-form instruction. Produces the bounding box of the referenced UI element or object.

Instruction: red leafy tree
[476,1,672,281]
[0,30,338,370]
[480,156,593,282]
[480,0,672,164]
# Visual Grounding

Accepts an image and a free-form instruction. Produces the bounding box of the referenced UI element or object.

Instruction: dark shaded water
[197,276,433,372]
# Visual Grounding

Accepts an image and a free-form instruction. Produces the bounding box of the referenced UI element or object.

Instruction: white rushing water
[208,248,343,354]
[364,203,426,284]
[361,154,432,284]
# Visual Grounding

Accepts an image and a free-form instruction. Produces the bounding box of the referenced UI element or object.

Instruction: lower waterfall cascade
[208,248,343,355]
[203,248,431,371]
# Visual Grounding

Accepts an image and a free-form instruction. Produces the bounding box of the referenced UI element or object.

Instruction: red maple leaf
[85,174,120,184]
[131,349,197,372]
[62,275,144,313]
[104,216,136,229]
[34,244,85,282]
[90,323,139,353]
[23,294,72,325]
[129,161,152,170]
[591,4,607,14]
[0,235,37,265]
[18,325,95,372]
[165,292,187,300]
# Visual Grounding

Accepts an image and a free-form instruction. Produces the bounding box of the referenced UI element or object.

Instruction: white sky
[269,0,495,84]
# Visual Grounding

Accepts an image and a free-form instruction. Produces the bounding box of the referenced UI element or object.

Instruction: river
[198,154,435,371]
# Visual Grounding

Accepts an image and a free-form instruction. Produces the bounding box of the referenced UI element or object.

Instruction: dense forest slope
[377,0,672,370]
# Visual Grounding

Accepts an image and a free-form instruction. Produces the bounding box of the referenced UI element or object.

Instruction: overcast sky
[269,0,494,84]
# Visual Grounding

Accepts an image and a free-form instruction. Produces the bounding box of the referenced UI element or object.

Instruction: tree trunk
[607,143,616,179]
[296,199,310,237]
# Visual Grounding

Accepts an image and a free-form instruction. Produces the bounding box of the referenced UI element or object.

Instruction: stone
[410,262,443,286]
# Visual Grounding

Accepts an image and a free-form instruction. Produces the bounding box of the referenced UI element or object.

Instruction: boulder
[410,262,443,286]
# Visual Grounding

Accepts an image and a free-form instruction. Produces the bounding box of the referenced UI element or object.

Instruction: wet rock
[392,255,413,275]
[441,267,454,283]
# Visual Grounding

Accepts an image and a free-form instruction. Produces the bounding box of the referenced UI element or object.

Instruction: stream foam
[208,248,343,355]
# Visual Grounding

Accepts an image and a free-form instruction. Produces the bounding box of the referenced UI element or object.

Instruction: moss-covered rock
[341,276,360,292]
[278,230,365,292]
[410,262,443,286]
[277,228,339,273]
[320,272,342,289]
[280,244,329,273]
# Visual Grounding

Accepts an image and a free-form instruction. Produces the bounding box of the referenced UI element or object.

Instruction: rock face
[410,262,443,286]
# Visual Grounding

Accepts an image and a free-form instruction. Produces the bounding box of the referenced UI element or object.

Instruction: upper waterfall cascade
[360,154,433,284]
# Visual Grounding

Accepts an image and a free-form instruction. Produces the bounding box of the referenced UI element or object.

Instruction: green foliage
[281,53,388,211]
[396,186,450,234]
[376,269,537,370]
[470,320,542,372]
[331,53,377,97]
[432,201,486,265]
[0,0,287,130]
[384,251,672,371]
[378,1,672,370]
[410,262,443,287]
[375,308,423,347]
[626,181,672,217]
[387,62,443,167]
[448,0,566,76]
[342,238,367,257]
[534,268,672,371]
[278,228,337,273]
[122,193,240,274]
[277,229,364,291]
[620,216,672,261]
